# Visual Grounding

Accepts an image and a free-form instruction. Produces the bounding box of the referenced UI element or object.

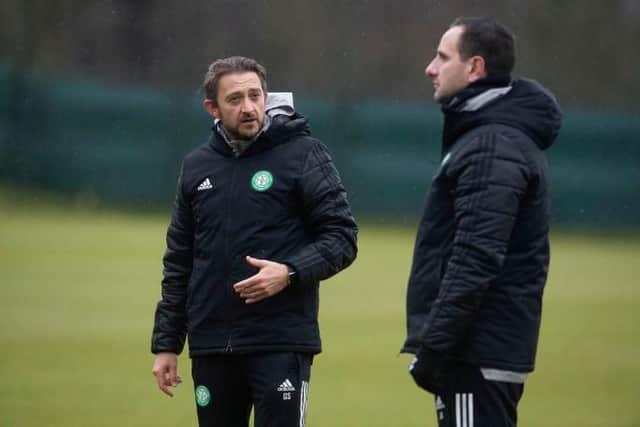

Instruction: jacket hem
[189,344,321,358]
[399,344,534,372]
[449,354,534,373]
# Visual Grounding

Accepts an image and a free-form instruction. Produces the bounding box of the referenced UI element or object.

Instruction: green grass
[1,195,639,426]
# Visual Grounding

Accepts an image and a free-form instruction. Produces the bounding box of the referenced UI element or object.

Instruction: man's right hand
[408,346,446,394]
[152,352,182,397]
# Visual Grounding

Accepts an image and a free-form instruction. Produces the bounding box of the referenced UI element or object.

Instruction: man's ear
[468,56,487,83]
[203,99,220,119]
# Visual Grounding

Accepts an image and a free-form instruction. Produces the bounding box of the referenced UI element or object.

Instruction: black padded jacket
[402,78,562,372]
[152,113,358,357]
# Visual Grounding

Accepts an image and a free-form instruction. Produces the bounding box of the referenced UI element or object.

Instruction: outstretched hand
[233,256,290,304]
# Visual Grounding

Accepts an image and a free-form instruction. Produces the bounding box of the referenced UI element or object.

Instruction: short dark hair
[450,17,516,78]
[202,56,268,104]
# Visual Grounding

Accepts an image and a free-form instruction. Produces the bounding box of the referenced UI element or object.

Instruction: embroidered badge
[251,170,273,192]
[195,385,211,407]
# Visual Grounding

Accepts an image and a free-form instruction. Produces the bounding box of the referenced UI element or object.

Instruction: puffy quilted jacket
[403,78,562,372]
[152,113,358,357]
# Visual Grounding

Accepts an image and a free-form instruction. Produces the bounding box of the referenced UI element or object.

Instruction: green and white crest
[195,385,211,407]
[251,170,274,192]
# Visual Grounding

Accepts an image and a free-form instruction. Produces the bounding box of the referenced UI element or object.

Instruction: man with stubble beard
[151,56,358,427]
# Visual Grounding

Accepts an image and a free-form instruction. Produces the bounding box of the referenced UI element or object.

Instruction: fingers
[153,366,175,397]
[245,255,268,268]
[155,373,183,397]
[233,275,259,292]
[237,286,270,304]
[234,277,278,302]
[244,293,268,304]
[152,353,181,398]
[233,257,269,290]
[168,364,183,387]
[232,258,289,303]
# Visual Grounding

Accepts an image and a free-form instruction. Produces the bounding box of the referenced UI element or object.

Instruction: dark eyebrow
[225,91,243,100]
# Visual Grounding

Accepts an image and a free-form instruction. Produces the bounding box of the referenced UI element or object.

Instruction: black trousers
[432,362,524,427]
[191,352,312,427]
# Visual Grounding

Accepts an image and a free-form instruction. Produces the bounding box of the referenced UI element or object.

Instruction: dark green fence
[1,64,638,227]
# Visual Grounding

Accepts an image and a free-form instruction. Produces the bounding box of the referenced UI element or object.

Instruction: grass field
[1,195,639,426]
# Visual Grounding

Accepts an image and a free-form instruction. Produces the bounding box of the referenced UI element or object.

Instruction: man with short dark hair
[403,18,562,426]
[151,56,358,427]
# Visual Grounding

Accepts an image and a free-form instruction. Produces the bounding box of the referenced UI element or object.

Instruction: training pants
[191,352,312,427]
[432,362,524,427]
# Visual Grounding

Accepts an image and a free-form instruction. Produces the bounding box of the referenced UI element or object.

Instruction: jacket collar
[441,76,512,154]
[209,92,297,158]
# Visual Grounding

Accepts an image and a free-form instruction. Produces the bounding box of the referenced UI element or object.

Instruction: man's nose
[240,97,254,113]
[425,60,437,77]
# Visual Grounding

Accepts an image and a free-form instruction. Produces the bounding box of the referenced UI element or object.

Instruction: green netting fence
[1,64,638,228]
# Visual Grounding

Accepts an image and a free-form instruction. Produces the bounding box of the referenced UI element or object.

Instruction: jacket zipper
[222,159,237,352]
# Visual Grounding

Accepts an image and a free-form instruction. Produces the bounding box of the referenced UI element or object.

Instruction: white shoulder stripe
[459,86,513,112]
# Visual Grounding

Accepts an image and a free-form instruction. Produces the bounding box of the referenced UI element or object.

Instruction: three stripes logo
[197,178,213,191]
[277,379,296,392]
[454,393,474,427]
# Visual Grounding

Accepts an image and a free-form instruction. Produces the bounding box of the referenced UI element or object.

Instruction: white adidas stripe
[463,394,468,427]
[299,380,309,427]
[455,393,474,427]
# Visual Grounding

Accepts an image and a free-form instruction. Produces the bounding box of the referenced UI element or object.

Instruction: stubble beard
[227,117,264,140]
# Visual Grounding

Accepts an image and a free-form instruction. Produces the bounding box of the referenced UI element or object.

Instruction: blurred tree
[1,0,638,111]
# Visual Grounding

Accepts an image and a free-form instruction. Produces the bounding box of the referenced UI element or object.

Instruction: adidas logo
[277,379,295,392]
[436,395,446,411]
[197,178,213,191]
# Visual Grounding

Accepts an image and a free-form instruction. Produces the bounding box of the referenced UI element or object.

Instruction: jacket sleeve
[283,141,358,285]
[421,132,529,353]
[151,164,194,354]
